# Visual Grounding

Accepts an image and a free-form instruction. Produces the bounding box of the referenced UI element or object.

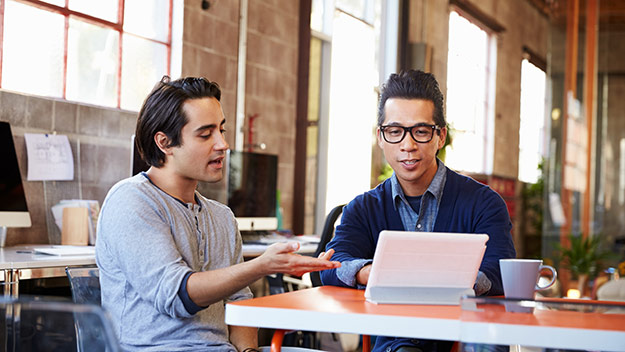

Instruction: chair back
[0,295,121,352]
[310,204,345,287]
[65,266,101,305]
[597,278,625,302]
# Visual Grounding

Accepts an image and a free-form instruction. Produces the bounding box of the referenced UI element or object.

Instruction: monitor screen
[227,150,278,231]
[0,121,32,228]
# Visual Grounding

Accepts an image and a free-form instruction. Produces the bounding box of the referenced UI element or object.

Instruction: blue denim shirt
[335,159,491,294]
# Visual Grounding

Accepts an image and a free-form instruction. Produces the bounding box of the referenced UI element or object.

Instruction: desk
[0,245,96,297]
[225,286,625,352]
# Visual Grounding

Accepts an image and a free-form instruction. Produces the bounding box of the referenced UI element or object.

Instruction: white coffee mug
[500,259,557,300]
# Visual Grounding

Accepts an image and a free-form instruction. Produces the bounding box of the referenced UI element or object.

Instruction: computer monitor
[0,121,32,228]
[130,134,150,176]
[227,150,278,231]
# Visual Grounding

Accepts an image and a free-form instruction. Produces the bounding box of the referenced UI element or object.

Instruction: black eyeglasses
[379,123,441,144]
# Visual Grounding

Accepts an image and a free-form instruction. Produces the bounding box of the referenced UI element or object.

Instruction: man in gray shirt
[96,76,340,351]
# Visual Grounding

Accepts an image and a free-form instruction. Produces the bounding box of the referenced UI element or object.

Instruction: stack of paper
[51,200,100,245]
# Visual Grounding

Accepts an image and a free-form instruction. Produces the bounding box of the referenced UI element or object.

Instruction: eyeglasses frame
[379,123,442,144]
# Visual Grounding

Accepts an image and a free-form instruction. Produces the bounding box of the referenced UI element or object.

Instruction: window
[0,0,173,111]
[518,58,547,184]
[304,0,381,234]
[445,10,497,174]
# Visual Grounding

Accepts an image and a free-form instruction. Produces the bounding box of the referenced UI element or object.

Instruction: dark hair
[377,70,446,128]
[135,76,221,167]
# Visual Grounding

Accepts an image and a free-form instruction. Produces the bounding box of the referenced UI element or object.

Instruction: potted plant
[556,234,611,295]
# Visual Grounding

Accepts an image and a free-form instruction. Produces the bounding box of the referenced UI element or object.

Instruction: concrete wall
[1,91,136,245]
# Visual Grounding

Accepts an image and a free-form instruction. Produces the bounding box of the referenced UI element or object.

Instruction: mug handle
[535,264,557,290]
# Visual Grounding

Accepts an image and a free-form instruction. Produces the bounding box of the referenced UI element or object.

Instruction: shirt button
[200,250,204,257]
[417,223,422,229]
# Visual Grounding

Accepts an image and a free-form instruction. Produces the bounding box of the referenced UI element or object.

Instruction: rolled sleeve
[178,272,206,315]
[336,259,373,288]
[473,271,492,296]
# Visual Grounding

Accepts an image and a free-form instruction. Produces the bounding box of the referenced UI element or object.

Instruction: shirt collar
[141,172,202,211]
[391,158,447,210]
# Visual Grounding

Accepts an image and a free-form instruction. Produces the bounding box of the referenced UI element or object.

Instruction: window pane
[40,0,65,6]
[518,59,546,183]
[336,0,365,20]
[123,0,170,42]
[120,35,168,111]
[445,11,492,174]
[66,19,119,107]
[2,0,64,97]
[68,0,118,23]
[311,0,324,32]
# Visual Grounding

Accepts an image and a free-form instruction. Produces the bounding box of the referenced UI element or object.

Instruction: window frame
[445,7,501,175]
[0,0,173,109]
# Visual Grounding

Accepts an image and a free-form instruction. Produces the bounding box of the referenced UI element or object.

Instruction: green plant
[437,123,453,163]
[520,158,545,258]
[556,234,611,280]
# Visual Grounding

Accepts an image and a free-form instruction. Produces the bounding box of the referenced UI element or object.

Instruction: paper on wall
[24,133,74,181]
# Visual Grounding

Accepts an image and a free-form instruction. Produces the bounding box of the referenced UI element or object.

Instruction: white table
[0,245,96,297]
[241,234,320,258]
[0,240,317,297]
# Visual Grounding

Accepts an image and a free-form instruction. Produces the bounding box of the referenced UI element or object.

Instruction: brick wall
[244,0,300,230]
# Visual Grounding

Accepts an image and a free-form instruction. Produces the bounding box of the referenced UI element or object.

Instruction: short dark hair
[377,70,446,128]
[135,76,221,167]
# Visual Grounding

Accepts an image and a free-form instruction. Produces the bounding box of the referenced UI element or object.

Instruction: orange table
[226,285,462,351]
[225,286,625,352]
[460,296,625,351]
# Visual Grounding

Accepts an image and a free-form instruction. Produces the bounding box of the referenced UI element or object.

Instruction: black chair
[65,266,101,306]
[65,266,105,351]
[0,295,120,352]
[266,205,345,350]
[310,204,345,287]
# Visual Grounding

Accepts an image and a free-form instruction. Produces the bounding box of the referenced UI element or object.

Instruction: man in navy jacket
[320,70,516,352]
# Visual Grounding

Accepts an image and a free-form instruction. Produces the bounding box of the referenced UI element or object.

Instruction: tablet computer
[364,231,489,305]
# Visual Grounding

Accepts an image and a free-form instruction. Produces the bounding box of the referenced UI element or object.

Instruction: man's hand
[255,242,341,277]
[356,264,372,286]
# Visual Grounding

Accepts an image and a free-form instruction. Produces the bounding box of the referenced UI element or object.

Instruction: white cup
[500,259,557,300]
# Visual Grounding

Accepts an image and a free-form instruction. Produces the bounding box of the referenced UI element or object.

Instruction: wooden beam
[582,0,598,237]
[293,0,312,234]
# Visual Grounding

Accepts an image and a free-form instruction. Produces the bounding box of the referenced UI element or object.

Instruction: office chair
[65,266,101,306]
[308,205,373,352]
[0,295,121,352]
[310,204,345,287]
[65,265,105,351]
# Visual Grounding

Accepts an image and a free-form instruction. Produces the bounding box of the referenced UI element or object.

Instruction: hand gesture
[256,242,341,277]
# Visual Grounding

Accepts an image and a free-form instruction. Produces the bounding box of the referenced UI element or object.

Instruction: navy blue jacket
[320,167,516,352]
